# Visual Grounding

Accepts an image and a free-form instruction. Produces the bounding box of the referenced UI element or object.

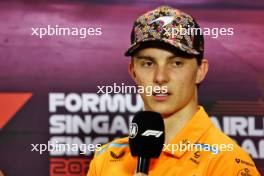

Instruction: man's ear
[128,59,137,81]
[196,59,209,84]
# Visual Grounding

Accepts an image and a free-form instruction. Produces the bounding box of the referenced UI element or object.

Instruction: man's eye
[172,61,183,67]
[142,61,153,67]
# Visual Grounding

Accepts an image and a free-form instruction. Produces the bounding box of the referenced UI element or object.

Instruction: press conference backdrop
[0,0,263,175]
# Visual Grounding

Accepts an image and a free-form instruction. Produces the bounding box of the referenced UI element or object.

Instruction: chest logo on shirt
[110,150,126,162]
[237,168,252,176]
[235,158,254,167]
[189,151,200,165]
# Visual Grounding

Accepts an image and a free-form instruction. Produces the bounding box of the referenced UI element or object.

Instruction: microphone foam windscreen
[129,111,165,158]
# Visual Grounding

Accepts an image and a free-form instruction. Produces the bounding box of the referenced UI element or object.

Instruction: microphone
[129,111,165,175]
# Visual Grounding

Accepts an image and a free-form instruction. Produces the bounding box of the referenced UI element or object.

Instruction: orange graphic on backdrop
[0,93,32,129]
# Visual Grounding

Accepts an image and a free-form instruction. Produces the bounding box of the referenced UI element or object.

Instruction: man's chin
[146,104,174,117]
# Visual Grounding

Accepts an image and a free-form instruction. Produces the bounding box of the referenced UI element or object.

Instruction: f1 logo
[141,130,163,137]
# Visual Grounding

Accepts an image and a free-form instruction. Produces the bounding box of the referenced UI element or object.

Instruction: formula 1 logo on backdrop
[0,93,32,129]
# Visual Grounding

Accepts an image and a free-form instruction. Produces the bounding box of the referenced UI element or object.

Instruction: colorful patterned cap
[125,6,204,57]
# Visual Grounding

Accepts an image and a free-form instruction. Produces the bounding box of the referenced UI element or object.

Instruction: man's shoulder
[205,121,254,159]
[205,122,237,145]
[204,124,260,175]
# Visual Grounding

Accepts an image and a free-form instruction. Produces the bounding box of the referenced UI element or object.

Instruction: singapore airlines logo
[150,16,174,27]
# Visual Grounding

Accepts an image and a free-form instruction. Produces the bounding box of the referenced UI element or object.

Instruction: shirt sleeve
[87,158,96,176]
[87,144,108,176]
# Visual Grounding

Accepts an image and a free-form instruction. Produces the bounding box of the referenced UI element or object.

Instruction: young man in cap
[87,6,260,176]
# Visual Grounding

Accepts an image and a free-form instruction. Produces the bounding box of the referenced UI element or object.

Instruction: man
[87,6,260,176]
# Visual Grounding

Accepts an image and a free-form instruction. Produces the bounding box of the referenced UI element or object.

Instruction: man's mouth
[152,91,171,101]
[152,92,170,96]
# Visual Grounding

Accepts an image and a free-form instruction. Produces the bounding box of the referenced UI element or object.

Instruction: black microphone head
[129,111,165,158]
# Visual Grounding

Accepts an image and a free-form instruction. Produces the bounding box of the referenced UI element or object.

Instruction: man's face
[129,47,208,117]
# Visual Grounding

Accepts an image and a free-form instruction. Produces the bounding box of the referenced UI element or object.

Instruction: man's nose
[153,67,169,85]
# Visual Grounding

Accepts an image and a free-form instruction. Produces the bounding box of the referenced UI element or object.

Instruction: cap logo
[150,16,174,27]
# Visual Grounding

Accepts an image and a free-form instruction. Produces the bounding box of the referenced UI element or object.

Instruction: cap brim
[124,42,142,56]
[124,39,200,57]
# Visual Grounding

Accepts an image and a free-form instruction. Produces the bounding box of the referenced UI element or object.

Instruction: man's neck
[163,101,199,144]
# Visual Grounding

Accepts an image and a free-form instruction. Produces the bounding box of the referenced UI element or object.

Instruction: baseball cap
[125,6,204,59]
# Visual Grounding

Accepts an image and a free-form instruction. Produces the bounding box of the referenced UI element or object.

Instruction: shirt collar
[163,106,213,158]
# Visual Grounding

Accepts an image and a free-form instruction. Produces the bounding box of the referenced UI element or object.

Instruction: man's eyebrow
[167,55,184,60]
[134,54,188,61]
[134,55,154,61]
